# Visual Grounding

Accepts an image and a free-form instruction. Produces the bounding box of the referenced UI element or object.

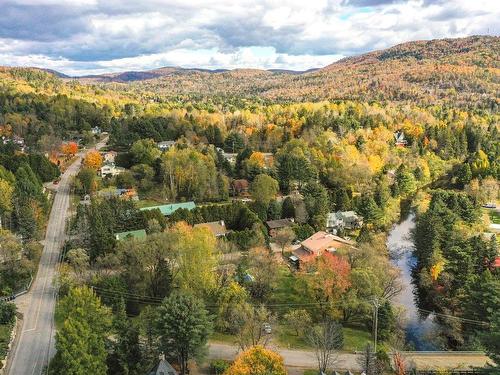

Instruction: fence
[0,275,33,303]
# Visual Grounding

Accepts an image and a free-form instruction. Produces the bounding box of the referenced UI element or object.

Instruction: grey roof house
[147,357,178,375]
[326,211,363,233]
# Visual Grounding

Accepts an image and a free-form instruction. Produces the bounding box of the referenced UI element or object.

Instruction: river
[387,212,437,350]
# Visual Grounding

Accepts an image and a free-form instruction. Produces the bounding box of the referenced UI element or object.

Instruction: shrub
[0,301,16,325]
[210,359,230,374]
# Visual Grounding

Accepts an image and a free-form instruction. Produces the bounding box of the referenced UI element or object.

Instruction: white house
[326,211,363,233]
[157,140,176,151]
[100,163,125,177]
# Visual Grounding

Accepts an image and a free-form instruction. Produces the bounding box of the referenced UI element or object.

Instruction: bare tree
[272,227,296,255]
[231,304,274,350]
[307,320,343,374]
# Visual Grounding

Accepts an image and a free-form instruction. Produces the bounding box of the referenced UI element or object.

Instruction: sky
[0,0,498,76]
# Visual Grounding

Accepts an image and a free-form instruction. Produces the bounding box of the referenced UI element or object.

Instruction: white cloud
[0,0,498,75]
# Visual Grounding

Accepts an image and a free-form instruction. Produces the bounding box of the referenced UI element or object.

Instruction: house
[140,202,196,216]
[102,151,117,164]
[100,163,125,177]
[394,130,407,147]
[115,229,147,241]
[232,179,249,195]
[147,356,178,375]
[265,218,294,235]
[157,140,176,151]
[292,231,355,265]
[194,221,228,237]
[222,152,237,164]
[98,188,139,201]
[326,211,363,233]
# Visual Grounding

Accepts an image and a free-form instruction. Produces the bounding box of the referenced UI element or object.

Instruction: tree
[66,248,89,278]
[224,346,287,375]
[247,247,278,301]
[358,344,377,375]
[61,142,78,157]
[456,163,472,187]
[76,167,97,195]
[50,287,111,375]
[281,197,295,219]
[250,174,279,205]
[307,320,343,374]
[0,301,16,325]
[230,304,274,350]
[224,132,245,153]
[155,293,212,375]
[84,150,103,169]
[272,227,296,255]
[130,138,161,165]
[283,309,311,336]
[0,178,13,219]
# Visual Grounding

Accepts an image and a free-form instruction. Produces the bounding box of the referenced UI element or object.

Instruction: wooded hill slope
[72,35,499,108]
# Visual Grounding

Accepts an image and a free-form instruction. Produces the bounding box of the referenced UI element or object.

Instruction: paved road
[208,343,489,371]
[7,139,107,375]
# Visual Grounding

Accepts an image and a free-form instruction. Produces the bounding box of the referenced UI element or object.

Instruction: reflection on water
[387,213,437,350]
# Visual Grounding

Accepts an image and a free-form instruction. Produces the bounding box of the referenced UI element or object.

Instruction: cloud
[0,0,498,74]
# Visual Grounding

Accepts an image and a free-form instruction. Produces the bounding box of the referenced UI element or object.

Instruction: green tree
[130,138,161,165]
[250,174,279,205]
[156,293,212,375]
[281,197,295,219]
[50,287,111,375]
[76,167,97,195]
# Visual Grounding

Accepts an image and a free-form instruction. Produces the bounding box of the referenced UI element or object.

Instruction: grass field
[488,209,500,224]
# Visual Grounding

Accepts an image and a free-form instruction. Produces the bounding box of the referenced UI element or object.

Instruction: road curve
[7,139,107,375]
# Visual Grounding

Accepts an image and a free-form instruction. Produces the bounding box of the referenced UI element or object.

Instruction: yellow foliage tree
[83,150,103,170]
[224,346,287,375]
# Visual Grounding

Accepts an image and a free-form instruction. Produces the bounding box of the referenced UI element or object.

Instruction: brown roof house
[291,231,355,267]
[265,218,294,236]
[194,220,228,237]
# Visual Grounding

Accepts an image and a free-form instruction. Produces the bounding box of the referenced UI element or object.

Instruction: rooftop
[266,218,294,230]
[194,221,228,237]
[301,231,355,255]
[115,229,147,241]
[140,201,196,216]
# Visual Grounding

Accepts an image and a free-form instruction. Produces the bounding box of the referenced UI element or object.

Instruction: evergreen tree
[155,293,212,375]
[281,197,295,219]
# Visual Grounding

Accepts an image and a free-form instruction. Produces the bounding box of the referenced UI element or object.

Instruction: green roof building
[115,229,147,241]
[140,201,196,216]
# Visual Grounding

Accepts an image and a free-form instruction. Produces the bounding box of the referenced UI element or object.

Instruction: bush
[0,301,16,325]
[210,359,231,374]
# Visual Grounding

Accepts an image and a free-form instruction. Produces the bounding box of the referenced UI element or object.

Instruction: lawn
[488,209,500,224]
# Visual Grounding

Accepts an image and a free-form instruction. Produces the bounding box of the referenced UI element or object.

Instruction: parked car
[262,323,272,334]
[483,203,497,209]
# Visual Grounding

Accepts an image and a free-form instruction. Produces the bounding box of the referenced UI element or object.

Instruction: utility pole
[372,297,380,353]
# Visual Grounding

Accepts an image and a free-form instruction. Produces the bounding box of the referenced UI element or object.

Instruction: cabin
[100,163,125,177]
[265,218,294,236]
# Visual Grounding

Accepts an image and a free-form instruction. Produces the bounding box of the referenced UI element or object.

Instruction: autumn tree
[84,150,103,169]
[155,293,212,375]
[61,141,78,157]
[224,346,287,375]
[231,304,274,350]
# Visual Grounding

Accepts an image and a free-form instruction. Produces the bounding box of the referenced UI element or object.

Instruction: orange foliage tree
[84,150,103,169]
[302,252,351,312]
[61,142,78,156]
[224,346,287,375]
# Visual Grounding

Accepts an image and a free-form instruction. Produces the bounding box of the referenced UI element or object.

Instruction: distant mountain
[2,35,498,107]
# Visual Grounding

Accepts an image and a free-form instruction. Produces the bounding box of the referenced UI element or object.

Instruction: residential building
[326,211,363,233]
[232,179,249,195]
[265,218,294,235]
[147,356,178,375]
[194,220,228,237]
[292,231,355,265]
[222,152,237,164]
[100,163,125,177]
[102,151,117,163]
[394,130,408,147]
[115,229,147,241]
[157,140,176,151]
[140,201,196,216]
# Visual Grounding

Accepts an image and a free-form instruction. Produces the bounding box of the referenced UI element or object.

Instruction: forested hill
[71,35,499,108]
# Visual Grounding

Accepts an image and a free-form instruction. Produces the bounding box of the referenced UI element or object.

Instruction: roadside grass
[275,324,371,352]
